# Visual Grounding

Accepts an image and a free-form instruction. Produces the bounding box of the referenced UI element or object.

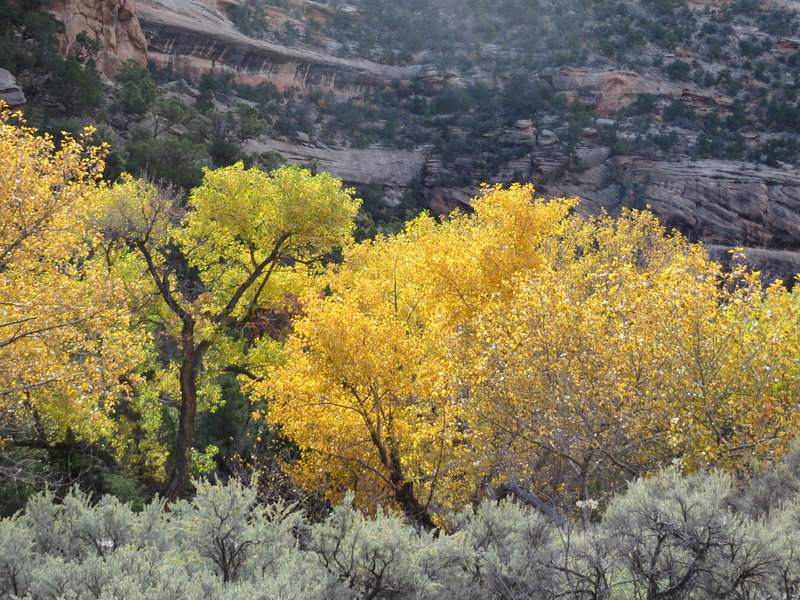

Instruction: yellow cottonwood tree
[259,185,576,527]
[458,211,715,510]
[0,106,142,450]
[261,186,800,523]
[464,241,800,513]
[655,261,800,471]
[94,163,360,499]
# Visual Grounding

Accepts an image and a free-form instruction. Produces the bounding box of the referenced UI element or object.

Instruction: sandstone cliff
[611,158,800,252]
[46,0,414,91]
[544,157,800,281]
[34,0,800,280]
[137,0,415,92]
[541,67,732,115]
[48,0,148,78]
[246,139,425,188]
[421,154,800,283]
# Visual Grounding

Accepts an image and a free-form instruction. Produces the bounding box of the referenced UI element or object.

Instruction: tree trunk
[493,482,565,527]
[578,454,593,528]
[394,479,437,531]
[387,445,435,531]
[367,420,436,530]
[161,320,204,501]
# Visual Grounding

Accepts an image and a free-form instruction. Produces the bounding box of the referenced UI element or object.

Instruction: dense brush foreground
[3,460,800,600]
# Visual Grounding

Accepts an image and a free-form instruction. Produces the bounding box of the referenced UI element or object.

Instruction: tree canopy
[259,184,800,527]
[2,106,800,526]
[0,106,142,449]
[94,162,361,498]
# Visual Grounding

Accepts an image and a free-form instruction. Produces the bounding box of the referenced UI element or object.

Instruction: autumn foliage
[260,184,800,525]
[2,107,800,524]
[93,162,360,498]
[0,107,142,446]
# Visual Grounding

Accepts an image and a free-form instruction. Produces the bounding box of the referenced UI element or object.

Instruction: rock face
[685,0,732,8]
[542,67,731,114]
[137,0,415,93]
[48,0,148,78]
[537,129,559,147]
[536,157,800,281]
[706,245,800,282]
[417,65,461,89]
[0,69,26,106]
[611,158,800,252]
[34,0,800,280]
[777,38,800,53]
[247,139,425,188]
[769,0,800,9]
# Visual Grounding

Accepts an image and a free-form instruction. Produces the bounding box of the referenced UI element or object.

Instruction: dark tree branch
[493,481,566,527]
[215,231,293,325]
[136,241,190,324]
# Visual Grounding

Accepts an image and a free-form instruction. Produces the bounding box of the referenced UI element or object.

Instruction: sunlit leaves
[259,185,577,518]
[180,163,359,317]
[262,185,800,519]
[95,162,360,491]
[0,106,143,444]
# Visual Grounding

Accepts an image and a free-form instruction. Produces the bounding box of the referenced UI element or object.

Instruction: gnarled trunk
[388,442,435,531]
[393,479,436,531]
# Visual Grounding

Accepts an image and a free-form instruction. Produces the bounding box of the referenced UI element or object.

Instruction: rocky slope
[38,0,800,277]
[0,69,26,106]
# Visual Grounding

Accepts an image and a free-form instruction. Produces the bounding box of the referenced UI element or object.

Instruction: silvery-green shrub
[600,468,777,599]
[5,467,800,600]
[0,514,34,599]
[311,495,474,600]
[451,498,557,600]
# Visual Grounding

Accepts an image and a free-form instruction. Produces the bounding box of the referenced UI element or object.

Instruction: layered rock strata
[541,67,732,114]
[247,139,425,188]
[610,158,800,274]
[137,0,414,92]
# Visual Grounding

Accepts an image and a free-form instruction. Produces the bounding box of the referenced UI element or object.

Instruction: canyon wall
[613,158,800,250]
[47,0,413,93]
[137,0,414,93]
[48,0,148,78]
[39,0,800,280]
[542,67,732,115]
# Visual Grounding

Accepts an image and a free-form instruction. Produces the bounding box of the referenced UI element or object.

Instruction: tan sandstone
[48,0,148,78]
[136,0,415,93]
[542,67,732,114]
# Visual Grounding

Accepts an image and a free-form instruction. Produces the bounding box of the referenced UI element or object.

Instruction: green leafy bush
[113,60,158,115]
